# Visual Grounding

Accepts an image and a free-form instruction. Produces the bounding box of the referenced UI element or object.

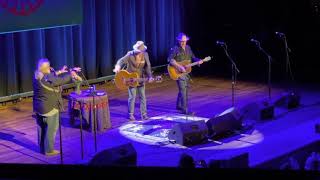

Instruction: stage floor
[0,76,320,167]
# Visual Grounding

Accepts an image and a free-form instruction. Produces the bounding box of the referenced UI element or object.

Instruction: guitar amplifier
[168,120,208,146]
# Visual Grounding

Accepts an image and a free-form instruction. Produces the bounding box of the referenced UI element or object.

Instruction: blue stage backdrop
[0,0,184,97]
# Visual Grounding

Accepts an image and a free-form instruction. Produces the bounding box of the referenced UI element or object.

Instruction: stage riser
[254,140,320,169]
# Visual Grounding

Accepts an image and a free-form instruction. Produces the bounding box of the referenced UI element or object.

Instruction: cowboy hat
[176,33,190,41]
[133,41,147,53]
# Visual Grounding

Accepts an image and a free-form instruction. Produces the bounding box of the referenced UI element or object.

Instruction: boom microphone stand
[251,39,273,100]
[217,41,240,106]
[276,32,294,83]
[91,86,98,153]
[57,97,64,164]
[48,70,64,164]
[284,35,292,81]
[74,80,84,159]
[70,70,98,159]
[70,95,85,160]
[79,100,85,159]
[79,71,98,153]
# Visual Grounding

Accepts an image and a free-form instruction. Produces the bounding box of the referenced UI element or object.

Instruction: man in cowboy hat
[168,33,203,115]
[113,41,153,121]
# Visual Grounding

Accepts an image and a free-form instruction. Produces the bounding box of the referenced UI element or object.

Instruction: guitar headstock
[203,56,212,62]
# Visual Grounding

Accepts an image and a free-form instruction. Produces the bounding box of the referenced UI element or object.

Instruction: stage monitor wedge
[168,120,208,146]
[206,107,243,138]
[240,100,274,121]
[273,91,300,109]
[89,143,137,167]
[0,0,83,34]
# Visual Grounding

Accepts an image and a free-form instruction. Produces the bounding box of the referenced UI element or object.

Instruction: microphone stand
[74,80,84,159]
[48,70,64,164]
[79,100,84,159]
[92,87,98,153]
[70,69,100,159]
[221,44,240,106]
[79,71,98,153]
[284,36,291,81]
[278,34,294,85]
[276,33,296,96]
[68,70,86,159]
[255,42,273,100]
[57,97,64,164]
[70,94,85,160]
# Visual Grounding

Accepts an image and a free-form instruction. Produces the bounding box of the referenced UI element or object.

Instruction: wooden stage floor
[0,76,320,167]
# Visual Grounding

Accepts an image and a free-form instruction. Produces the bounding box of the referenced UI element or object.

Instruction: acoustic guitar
[167,56,212,80]
[114,70,162,90]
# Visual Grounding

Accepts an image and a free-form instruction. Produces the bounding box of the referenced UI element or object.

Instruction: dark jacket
[167,45,200,63]
[116,51,152,78]
[33,72,72,115]
[167,45,200,80]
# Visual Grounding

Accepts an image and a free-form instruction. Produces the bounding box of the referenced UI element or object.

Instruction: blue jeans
[128,85,147,116]
[176,78,189,112]
[36,113,59,154]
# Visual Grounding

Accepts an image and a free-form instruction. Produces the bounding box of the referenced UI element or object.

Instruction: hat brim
[133,45,147,53]
[176,37,190,41]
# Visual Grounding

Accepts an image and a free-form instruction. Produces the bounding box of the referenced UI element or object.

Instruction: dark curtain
[0,0,184,97]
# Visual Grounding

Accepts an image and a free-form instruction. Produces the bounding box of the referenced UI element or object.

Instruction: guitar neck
[183,57,211,68]
[185,61,200,68]
[125,78,148,82]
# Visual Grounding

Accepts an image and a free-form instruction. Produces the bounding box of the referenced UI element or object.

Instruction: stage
[0,76,320,168]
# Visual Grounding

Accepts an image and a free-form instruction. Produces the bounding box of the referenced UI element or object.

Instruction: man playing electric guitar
[113,41,154,121]
[168,33,204,115]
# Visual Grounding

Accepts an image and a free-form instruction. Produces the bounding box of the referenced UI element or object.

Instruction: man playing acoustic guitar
[168,33,204,115]
[113,41,154,121]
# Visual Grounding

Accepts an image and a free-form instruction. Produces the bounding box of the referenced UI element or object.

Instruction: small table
[68,90,111,132]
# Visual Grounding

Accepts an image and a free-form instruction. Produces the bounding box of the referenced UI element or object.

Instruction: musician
[33,58,82,156]
[168,33,203,114]
[113,41,153,121]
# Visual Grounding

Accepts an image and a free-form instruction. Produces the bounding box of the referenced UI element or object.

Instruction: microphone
[250,38,260,45]
[275,32,285,37]
[250,38,261,49]
[216,40,226,46]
